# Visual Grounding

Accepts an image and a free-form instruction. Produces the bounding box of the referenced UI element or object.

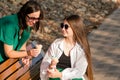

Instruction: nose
[61,28,66,33]
[62,27,66,31]
[33,20,37,24]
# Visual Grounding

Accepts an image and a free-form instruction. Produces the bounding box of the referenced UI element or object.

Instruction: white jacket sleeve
[40,41,56,80]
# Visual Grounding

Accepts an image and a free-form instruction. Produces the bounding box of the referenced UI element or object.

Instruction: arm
[40,47,52,80]
[4,41,43,58]
[40,38,63,80]
[4,43,28,58]
[40,42,56,80]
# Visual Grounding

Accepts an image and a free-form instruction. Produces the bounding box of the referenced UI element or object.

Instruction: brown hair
[65,15,93,80]
[17,1,43,32]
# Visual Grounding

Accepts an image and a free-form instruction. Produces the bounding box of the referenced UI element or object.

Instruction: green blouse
[0,14,31,63]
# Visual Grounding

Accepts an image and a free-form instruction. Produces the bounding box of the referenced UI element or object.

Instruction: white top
[40,38,88,80]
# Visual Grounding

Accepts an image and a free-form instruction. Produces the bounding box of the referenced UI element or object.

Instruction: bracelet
[27,50,31,56]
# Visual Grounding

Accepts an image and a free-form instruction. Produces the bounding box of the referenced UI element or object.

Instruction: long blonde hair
[65,15,93,80]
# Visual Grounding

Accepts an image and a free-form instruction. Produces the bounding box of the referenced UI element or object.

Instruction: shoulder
[0,14,18,26]
[50,38,63,47]
[0,14,17,20]
[53,38,63,43]
[0,14,19,30]
[52,38,63,44]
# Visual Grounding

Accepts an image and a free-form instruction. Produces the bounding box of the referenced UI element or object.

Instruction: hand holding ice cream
[49,58,59,71]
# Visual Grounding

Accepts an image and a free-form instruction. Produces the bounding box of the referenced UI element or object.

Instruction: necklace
[19,29,23,39]
[19,35,21,39]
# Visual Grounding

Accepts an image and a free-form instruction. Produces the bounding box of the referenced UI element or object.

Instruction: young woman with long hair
[40,14,93,80]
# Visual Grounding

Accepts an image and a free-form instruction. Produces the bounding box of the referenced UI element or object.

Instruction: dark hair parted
[17,1,43,31]
[65,15,94,80]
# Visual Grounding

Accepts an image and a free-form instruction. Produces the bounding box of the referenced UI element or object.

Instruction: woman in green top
[0,1,43,64]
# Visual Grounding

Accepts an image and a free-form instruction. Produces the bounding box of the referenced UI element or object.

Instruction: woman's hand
[47,68,62,78]
[29,44,42,57]
[21,57,30,66]
[49,58,59,70]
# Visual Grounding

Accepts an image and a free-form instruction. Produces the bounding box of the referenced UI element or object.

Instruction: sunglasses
[26,15,40,21]
[60,23,69,29]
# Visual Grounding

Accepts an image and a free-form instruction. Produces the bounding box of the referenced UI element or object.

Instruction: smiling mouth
[29,22,35,26]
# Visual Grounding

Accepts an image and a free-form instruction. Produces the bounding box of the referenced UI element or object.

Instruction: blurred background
[0,0,120,80]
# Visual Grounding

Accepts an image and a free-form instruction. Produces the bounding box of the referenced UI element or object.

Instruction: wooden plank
[0,60,22,79]
[6,63,30,80]
[18,69,31,80]
[18,61,41,80]
[0,59,18,73]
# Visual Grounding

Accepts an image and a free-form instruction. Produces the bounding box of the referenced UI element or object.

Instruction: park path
[89,7,120,80]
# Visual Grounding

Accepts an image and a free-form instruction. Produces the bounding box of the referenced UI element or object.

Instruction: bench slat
[0,59,18,73]
[18,61,41,80]
[6,64,30,80]
[0,60,22,79]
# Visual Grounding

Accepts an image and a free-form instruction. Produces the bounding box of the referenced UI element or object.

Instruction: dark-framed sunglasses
[26,15,40,21]
[60,23,69,29]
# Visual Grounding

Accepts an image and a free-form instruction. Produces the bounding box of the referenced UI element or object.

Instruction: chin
[28,24,33,27]
[27,23,34,27]
[63,35,67,37]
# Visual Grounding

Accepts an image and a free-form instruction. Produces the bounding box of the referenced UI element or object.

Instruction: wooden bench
[0,50,44,80]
